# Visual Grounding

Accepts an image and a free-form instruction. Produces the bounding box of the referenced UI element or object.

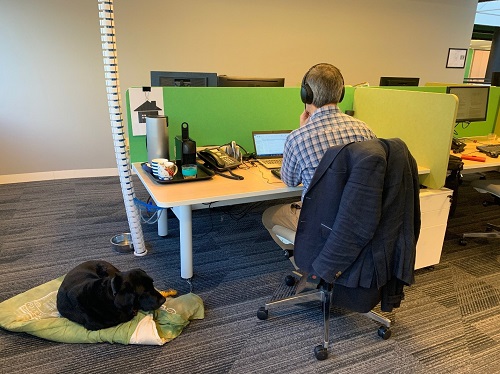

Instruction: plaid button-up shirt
[281,105,376,199]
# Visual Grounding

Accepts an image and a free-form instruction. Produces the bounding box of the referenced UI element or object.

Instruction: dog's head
[110,269,166,316]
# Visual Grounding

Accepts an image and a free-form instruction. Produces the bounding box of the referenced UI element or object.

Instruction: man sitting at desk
[262,63,376,254]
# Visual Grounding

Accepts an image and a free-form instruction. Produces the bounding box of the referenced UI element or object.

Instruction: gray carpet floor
[1,171,499,374]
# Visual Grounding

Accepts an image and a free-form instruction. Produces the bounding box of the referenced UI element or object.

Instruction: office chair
[257,225,392,361]
[257,138,421,360]
[459,179,500,245]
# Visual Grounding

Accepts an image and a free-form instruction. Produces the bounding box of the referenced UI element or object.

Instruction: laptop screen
[252,130,292,158]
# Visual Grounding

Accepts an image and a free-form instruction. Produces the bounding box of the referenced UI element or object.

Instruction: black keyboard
[476,144,500,158]
[477,144,500,152]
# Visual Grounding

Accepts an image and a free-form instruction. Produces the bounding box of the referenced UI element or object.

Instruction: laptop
[252,130,291,169]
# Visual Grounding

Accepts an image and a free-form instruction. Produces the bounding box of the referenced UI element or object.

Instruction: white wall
[0,0,478,181]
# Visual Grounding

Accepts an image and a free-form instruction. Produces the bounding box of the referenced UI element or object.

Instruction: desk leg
[157,208,169,237]
[172,205,193,280]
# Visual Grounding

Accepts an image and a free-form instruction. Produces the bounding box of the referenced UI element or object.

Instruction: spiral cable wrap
[98,0,147,256]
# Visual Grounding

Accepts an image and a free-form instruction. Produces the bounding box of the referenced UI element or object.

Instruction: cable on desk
[238,160,257,170]
[457,121,471,130]
[133,197,165,224]
[253,163,284,185]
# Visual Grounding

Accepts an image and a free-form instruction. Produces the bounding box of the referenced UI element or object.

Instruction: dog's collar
[106,281,117,297]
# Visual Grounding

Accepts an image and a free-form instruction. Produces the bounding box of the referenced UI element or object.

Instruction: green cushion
[0,276,204,345]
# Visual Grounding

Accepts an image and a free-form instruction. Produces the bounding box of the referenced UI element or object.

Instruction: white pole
[98,0,147,256]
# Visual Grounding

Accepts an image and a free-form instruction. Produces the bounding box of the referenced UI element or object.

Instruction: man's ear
[111,273,123,296]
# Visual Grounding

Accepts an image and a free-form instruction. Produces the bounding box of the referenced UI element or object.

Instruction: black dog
[57,260,166,330]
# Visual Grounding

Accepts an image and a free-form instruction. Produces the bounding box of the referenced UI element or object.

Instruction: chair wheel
[377,326,392,340]
[257,307,269,320]
[285,275,296,286]
[459,237,467,246]
[314,345,328,360]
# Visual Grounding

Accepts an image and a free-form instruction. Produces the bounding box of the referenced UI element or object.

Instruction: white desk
[133,162,432,279]
[453,139,500,174]
[133,163,302,279]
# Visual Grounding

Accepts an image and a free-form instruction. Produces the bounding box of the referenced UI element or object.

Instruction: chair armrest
[271,225,296,245]
[471,179,500,198]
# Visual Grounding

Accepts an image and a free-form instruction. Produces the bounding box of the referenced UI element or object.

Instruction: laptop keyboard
[262,159,282,166]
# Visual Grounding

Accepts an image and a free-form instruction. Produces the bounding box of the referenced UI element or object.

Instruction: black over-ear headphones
[300,63,345,105]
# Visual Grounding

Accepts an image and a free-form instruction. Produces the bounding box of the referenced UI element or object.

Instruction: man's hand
[300,109,310,127]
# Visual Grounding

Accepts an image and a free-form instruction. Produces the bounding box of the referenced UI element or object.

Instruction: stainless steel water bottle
[146,115,169,165]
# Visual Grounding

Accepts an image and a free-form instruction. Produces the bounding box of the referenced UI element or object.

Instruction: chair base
[459,223,500,245]
[257,282,392,360]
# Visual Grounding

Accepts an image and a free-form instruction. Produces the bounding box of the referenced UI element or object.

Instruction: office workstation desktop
[127,85,465,279]
[448,84,500,169]
[441,84,500,165]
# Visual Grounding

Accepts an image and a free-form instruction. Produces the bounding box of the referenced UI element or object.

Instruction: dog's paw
[159,289,178,298]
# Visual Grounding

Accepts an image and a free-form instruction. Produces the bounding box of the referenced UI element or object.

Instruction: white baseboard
[0,168,120,185]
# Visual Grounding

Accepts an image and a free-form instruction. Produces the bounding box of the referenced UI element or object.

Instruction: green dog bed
[0,276,204,345]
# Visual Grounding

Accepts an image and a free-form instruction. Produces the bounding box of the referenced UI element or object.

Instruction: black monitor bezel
[446,85,490,123]
[150,71,218,87]
[491,71,500,86]
[379,76,420,86]
[217,75,285,87]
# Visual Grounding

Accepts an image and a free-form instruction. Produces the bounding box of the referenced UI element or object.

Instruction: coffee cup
[157,160,178,180]
[151,158,168,178]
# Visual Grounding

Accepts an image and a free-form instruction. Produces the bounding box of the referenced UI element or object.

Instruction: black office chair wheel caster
[285,275,296,286]
[459,237,467,246]
[377,326,392,340]
[257,307,269,320]
[314,345,328,360]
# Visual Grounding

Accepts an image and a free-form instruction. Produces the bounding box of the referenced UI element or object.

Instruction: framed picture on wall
[446,48,467,68]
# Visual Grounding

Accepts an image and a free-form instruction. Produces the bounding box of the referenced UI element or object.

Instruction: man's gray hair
[305,63,344,107]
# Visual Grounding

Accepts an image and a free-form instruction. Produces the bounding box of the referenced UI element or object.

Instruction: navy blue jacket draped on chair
[294,138,421,311]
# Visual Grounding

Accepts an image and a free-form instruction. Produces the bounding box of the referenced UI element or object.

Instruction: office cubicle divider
[354,88,457,189]
[127,87,299,164]
[126,86,457,189]
[378,85,500,138]
[126,86,359,164]
[492,87,500,139]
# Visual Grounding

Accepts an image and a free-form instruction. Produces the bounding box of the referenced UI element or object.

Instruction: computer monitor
[217,75,285,87]
[491,71,500,86]
[446,86,490,122]
[150,71,218,87]
[379,77,420,86]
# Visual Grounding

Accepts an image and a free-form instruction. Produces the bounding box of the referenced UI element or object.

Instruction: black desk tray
[141,162,213,184]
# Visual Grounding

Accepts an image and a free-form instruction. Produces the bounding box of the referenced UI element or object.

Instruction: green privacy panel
[126,86,356,163]
[354,87,458,189]
[375,85,499,137]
